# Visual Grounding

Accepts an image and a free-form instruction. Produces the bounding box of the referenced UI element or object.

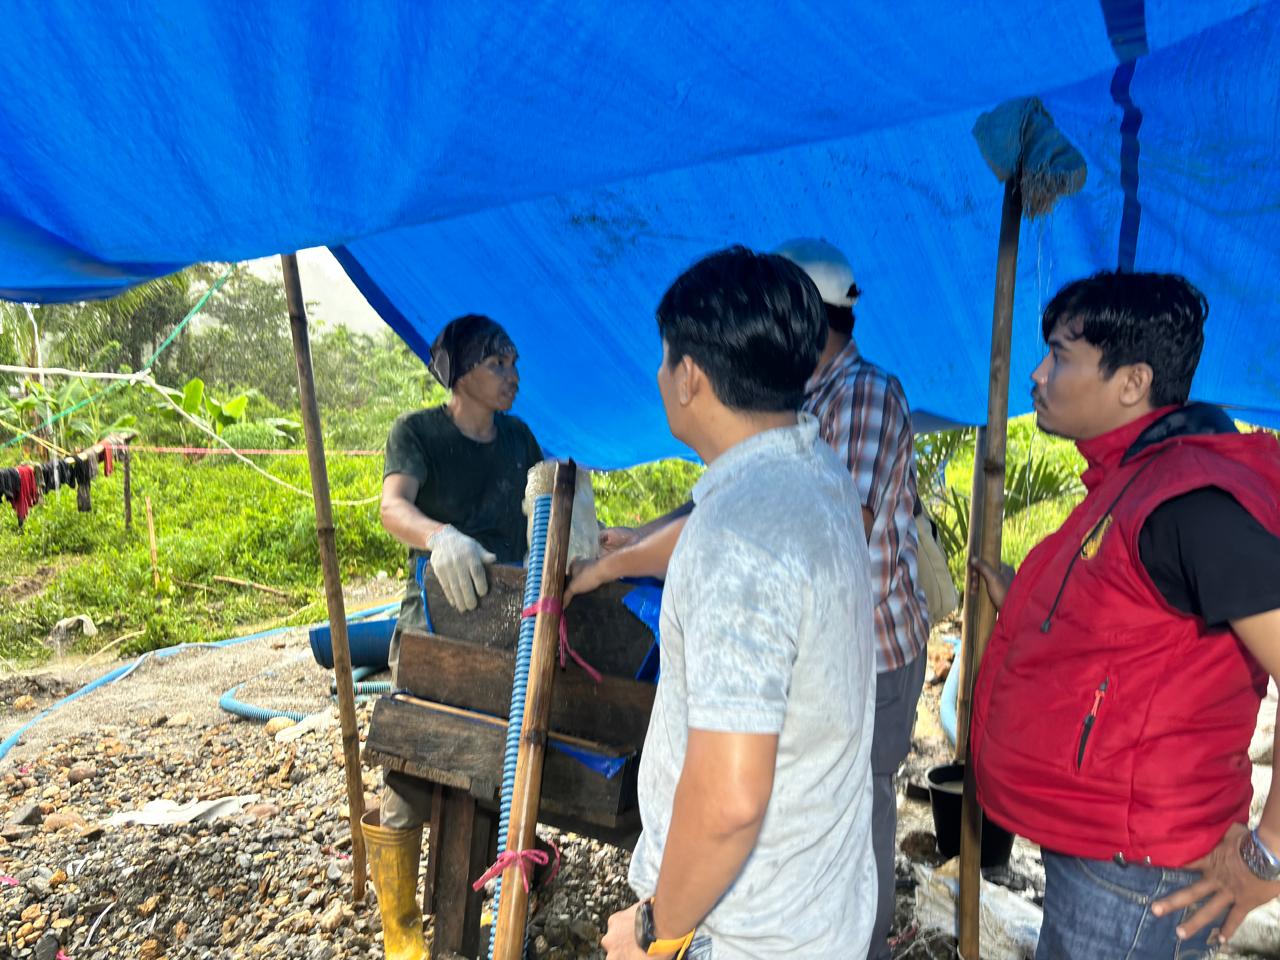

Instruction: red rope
[521,597,603,684]
[131,445,380,456]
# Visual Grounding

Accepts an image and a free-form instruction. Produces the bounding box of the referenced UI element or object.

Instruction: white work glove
[427,526,496,612]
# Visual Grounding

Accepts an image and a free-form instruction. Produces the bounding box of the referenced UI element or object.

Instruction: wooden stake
[123,444,132,531]
[957,177,1022,960]
[145,496,159,590]
[491,461,577,960]
[212,575,290,599]
[282,252,367,903]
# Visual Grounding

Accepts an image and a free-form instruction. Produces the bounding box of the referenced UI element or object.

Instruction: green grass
[0,421,1089,668]
[0,451,705,666]
[0,452,396,663]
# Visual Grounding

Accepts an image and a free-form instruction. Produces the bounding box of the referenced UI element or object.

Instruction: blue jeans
[1038,851,1223,959]
[683,935,712,958]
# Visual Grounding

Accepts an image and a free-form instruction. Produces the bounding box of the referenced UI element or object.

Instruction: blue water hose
[219,683,311,723]
[0,601,400,762]
[488,493,552,959]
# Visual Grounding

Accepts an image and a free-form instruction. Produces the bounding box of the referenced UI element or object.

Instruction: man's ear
[679,355,701,406]
[1118,362,1155,408]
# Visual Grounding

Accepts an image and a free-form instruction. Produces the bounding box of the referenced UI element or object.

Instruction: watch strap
[647,930,695,958]
[1240,827,1280,881]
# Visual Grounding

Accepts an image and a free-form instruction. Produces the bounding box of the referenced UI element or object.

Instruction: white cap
[773,238,859,308]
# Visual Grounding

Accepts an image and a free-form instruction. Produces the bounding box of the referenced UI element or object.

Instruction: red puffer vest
[971,404,1280,867]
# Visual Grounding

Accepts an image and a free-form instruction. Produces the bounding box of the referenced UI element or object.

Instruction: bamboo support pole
[957,177,1022,960]
[281,252,367,902]
[491,461,577,960]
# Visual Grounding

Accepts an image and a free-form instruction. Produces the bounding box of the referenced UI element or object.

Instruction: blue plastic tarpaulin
[1,2,1277,465]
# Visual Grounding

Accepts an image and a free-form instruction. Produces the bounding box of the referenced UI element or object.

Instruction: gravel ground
[1,621,1274,959]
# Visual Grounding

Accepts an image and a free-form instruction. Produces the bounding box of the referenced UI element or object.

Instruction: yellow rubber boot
[362,810,429,960]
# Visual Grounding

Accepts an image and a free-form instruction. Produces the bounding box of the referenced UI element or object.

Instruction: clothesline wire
[0,415,75,458]
[0,365,146,382]
[140,374,380,507]
[2,263,380,508]
[0,265,236,450]
[4,382,380,509]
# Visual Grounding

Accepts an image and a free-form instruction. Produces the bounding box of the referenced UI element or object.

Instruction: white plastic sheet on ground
[914,859,1041,959]
[102,794,259,827]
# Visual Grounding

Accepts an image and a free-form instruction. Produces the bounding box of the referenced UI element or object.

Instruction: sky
[242,247,384,335]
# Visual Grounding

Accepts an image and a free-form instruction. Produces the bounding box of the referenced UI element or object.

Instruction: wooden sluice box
[363,564,659,957]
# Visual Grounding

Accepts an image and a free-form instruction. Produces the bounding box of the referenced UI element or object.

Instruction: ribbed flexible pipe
[488,493,552,959]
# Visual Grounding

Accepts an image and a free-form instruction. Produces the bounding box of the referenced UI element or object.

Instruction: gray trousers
[868,653,927,960]
[382,626,435,830]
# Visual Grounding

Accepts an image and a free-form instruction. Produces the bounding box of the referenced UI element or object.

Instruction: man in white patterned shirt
[570,239,928,960]
[599,245,876,960]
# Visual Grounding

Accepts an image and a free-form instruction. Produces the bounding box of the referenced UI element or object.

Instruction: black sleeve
[1138,486,1280,627]
[383,413,429,482]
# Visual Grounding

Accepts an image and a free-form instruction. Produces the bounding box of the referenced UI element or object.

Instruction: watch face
[635,900,655,949]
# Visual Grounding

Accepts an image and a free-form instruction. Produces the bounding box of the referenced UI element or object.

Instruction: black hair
[656,246,825,412]
[825,302,854,337]
[1041,271,1207,407]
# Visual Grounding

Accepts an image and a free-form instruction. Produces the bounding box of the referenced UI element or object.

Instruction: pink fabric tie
[472,847,551,893]
[521,597,603,684]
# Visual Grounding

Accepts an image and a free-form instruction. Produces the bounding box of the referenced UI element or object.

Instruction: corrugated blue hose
[488,493,552,959]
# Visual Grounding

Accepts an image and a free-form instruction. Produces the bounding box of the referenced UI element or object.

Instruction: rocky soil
[1,622,1274,959]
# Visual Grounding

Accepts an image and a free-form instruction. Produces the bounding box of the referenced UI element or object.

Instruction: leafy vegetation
[916,418,1085,585]
[1,263,1094,667]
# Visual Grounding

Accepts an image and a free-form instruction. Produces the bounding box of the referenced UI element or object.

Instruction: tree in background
[164,270,297,406]
[30,271,202,374]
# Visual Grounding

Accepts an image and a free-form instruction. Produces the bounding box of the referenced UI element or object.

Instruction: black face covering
[428,314,517,390]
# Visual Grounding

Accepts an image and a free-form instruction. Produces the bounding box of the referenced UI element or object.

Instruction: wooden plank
[364,696,637,826]
[431,787,483,957]
[467,803,496,957]
[422,784,444,917]
[396,630,655,749]
[416,564,658,676]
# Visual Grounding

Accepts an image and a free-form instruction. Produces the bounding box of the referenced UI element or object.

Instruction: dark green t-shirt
[384,406,541,632]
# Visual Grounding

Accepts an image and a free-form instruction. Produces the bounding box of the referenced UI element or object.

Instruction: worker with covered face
[367,313,542,960]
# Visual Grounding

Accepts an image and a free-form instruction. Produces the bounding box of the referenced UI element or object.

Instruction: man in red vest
[971,271,1280,958]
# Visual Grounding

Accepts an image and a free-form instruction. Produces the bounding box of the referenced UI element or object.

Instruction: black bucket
[926,762,1015,868]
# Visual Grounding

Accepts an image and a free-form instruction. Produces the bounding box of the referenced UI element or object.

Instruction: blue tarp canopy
[1,2,1277,465]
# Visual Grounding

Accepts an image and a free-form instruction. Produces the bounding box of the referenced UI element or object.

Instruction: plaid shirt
[804,339,929,672]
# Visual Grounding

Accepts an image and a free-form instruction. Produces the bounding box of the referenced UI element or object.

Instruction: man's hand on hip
[427,525,496,612]
[1152,823,1280,944]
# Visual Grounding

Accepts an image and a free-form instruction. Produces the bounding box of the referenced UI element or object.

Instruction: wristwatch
[635,898,695,958]
[1240,828,1280,882]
